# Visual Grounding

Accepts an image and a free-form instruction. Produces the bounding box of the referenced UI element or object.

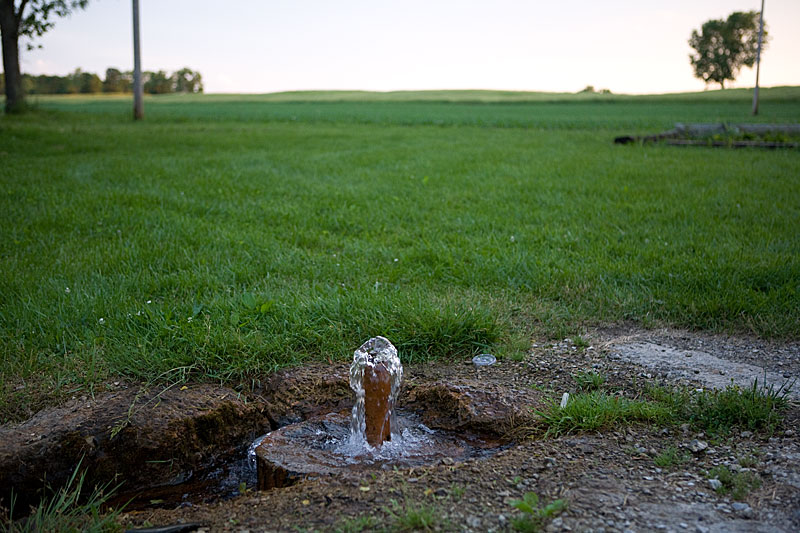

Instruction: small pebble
[687,439,708,453]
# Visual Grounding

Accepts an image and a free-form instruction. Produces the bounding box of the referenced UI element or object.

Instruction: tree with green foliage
[70,67,99,93]
[0,1,89,112]
[688,11,767,89]
[27,72,71,93]
[144,70,172,94]
[102,67,131,93]
[173,67,203,93]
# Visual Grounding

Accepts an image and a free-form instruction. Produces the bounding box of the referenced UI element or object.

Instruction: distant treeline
[0,67,202,95]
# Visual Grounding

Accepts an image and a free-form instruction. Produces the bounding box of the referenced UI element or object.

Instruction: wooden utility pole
[132,0,143,120]
[752,0,765,115]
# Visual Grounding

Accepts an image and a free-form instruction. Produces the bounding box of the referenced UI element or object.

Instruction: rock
[741,431,753,438]
[708,479,723,491]
[731,502,754,518]
[687,440,708,453]
[254,411,502,490]
[404,381,536,435]
[466,516,481,528]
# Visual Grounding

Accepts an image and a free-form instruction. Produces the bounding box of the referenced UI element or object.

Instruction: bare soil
[2,326,798,532]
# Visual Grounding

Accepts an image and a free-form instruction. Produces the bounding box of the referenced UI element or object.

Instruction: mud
[0,384,272,512]
[1,362,534,516]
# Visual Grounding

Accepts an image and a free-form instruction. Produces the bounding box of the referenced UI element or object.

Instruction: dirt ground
[2,326,799,532]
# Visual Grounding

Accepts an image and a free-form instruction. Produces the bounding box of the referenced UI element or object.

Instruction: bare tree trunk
[0,1,24,113]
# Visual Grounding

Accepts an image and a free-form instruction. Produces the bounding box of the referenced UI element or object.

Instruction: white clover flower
[65,287,70,293]
[98,318,105,324]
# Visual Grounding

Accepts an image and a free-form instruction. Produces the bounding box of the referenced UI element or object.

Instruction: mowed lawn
[1,89,799,419]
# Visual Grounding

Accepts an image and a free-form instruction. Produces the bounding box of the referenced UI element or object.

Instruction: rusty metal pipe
[363,362,391,446]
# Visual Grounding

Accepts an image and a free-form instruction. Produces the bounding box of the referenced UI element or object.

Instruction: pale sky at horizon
[18,0,800,95]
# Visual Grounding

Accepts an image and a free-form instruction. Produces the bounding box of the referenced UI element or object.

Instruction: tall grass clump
[1,463,123,533]
[536,391,672,437]
[649,379,792,435]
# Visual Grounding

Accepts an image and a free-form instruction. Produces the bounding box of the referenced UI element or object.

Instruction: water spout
[349,336,403,448]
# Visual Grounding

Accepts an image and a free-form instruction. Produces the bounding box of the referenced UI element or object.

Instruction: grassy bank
[1,89,799,419]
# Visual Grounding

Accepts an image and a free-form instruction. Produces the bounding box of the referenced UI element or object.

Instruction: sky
[19,0,800,95]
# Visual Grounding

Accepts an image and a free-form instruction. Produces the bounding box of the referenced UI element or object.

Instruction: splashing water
[349,336,403,448]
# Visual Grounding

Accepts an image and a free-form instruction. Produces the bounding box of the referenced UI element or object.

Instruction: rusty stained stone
[256,453,291,490]
[363,362,392,447]
[253,410,505,491]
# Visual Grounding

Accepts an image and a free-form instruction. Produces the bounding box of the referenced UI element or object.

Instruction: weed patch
[387,501,445,532]
[707,466,762,500]
[573,371,606,391]
[510,492,567,532]
[334,515,380,533]
[653,446,689,469]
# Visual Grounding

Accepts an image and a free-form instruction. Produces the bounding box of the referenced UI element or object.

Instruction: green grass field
[1,88,799,420]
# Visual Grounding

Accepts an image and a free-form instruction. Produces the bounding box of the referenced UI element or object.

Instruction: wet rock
[254,410,505,490]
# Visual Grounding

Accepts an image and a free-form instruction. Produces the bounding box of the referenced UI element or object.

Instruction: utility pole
[752,0,765,115]
[132,0,143,120]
